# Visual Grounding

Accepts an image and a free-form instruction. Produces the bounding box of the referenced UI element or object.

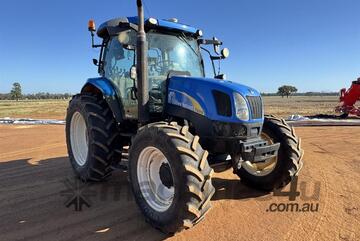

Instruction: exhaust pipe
[136,0,149,124]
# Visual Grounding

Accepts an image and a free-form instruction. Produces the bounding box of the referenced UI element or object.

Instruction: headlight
[233,93,249,121]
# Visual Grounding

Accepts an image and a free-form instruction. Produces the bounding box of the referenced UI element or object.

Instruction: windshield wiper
[177,33,199,57]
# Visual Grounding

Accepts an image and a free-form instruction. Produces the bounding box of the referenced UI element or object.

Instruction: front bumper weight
[240,139,280,163]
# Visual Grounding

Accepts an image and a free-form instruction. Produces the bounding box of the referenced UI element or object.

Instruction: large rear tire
[235,115,304,191]
[128,122,215,234]
[65,94,122,181]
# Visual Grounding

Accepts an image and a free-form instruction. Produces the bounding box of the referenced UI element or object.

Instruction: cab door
[103,32,137,119]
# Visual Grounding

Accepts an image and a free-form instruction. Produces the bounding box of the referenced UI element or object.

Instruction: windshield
[103,30,205,115]
[147,32,204,81]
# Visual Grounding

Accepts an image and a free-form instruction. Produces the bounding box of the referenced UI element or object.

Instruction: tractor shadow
[211,177,270,201]
[0,157,167,241]
[0,157,269,240]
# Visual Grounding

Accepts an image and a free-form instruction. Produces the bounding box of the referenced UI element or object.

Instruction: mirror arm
[201,47,217,77]
[90,30,102,48]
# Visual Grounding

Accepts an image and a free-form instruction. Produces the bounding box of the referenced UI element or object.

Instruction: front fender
[81,77,124,123]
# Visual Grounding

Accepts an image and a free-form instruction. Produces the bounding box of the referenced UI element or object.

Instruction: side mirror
[221,48,230,59]
[92,59,98,66]
[213,37,220,55]
[130,65,137,80]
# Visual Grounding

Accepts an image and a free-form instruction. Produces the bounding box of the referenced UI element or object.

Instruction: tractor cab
[88,17,230,120]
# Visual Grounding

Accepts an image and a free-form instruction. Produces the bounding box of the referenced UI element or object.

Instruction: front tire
[236,115,304,190]
[128,122,215,234]
[65,94,122,181]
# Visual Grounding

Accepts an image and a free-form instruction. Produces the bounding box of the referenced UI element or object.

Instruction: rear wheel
[128,122,215,234]
[235,115,304,191]
[65,94,122,181]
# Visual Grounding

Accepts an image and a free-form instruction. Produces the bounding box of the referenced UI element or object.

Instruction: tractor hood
[167,76,262,123]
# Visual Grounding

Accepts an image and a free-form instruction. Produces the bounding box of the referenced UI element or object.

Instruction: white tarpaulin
[0,115,359,126]
[0,117,65,125]
[286,115,360,126]
[287,115,310,121]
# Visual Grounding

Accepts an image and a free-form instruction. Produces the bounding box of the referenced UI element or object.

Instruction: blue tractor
[66,0,303,233]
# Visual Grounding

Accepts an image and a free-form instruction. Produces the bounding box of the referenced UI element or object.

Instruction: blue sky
[0,0,359,94]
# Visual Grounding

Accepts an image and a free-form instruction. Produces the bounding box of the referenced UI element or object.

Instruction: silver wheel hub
[70,112,88,166]
[137,146,174,212]
[242,133,278,176]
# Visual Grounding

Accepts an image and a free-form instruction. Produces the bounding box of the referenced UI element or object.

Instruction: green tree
[10,82,22,101]
[277,85,298,98]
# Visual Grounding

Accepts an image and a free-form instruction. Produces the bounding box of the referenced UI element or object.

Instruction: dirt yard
[0,125,359,241]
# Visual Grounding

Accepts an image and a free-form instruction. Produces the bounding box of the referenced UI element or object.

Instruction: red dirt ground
[0,125,359,241]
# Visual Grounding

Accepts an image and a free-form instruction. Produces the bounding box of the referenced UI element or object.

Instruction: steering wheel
[149,60,175,74]
[156,59,175,68]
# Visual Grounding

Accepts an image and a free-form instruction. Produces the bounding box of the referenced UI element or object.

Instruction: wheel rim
[242,133,278,176]
[137,146,175,212]
[70,112,88,166]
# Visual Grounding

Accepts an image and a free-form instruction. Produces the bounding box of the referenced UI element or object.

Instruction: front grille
[247,96,263,119]
[212,90,232,117]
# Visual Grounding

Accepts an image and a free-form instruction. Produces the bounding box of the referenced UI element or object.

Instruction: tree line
[0,82,72,100]
[1,82,338,101]
[262,91,338,97]
[263,85,338,97]
[0,92,72,100]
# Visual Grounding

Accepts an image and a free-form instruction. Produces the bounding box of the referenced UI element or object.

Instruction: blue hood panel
[167,76,263,123]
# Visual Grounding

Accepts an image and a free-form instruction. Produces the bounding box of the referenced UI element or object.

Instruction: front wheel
[128,122,215,234]
[235,115,304,191]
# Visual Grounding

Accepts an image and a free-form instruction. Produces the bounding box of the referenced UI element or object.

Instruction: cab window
[103,31,137,118]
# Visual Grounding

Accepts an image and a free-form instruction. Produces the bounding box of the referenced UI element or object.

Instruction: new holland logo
[248,88,256,95]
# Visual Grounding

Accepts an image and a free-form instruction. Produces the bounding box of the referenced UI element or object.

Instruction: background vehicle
[65,0,304,233]
[336,78,360,118]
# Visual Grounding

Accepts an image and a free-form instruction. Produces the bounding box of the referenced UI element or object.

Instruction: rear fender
[81,77,124,123]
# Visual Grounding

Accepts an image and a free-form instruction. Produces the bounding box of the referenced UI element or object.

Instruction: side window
[104,32,137,118]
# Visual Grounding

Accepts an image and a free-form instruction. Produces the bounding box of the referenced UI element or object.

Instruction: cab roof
[97,16,199,39]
